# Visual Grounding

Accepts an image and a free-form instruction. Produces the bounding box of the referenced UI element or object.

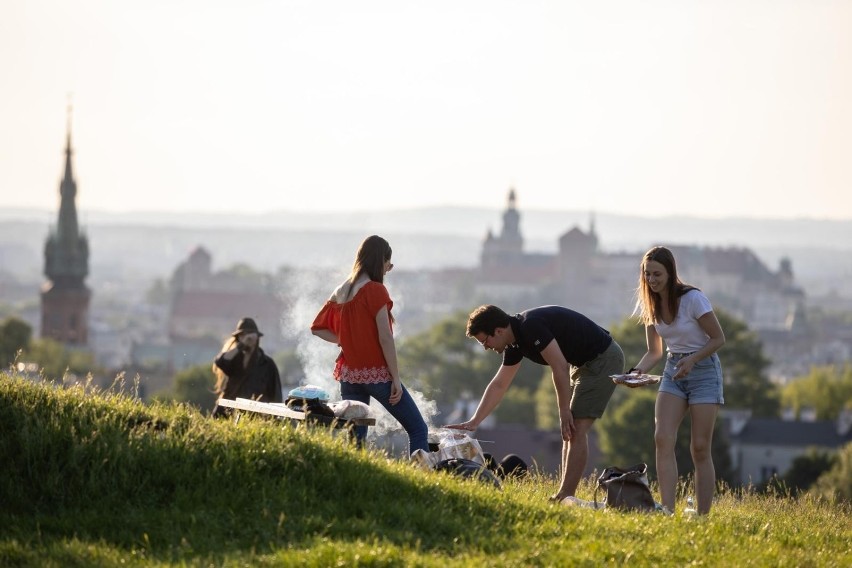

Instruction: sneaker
[683,508,698,517]
[654,502,673,516]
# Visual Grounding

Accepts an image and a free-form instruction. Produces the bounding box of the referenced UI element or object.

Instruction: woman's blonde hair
[634,246,697,325]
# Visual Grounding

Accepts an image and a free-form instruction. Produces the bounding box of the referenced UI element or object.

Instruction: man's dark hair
[466,305,511,337]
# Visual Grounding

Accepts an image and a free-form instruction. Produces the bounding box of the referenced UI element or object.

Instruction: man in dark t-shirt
[446,305,625,503]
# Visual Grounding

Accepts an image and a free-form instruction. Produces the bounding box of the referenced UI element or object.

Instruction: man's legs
[552,341,623,501]
[554,417,595,500]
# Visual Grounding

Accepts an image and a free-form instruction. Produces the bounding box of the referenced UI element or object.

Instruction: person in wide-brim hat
[212,316,281,418]
[231,317,264,337]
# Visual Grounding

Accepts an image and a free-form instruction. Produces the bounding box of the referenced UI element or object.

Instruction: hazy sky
[2,1,851,219]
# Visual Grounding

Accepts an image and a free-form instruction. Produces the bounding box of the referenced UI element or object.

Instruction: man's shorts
[569,340,624,418]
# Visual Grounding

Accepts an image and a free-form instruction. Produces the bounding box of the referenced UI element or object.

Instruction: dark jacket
[213,347,282,407]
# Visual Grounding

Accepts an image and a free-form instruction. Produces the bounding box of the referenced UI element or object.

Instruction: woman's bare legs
[689,403,719,514]
[655,392,688,511]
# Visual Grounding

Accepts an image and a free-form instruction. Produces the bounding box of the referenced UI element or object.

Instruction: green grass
[1,372,850,567]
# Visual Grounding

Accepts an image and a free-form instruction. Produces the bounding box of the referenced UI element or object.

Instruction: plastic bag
[288,384,330,401]
[410,429,486,470]
[328,399,373,420]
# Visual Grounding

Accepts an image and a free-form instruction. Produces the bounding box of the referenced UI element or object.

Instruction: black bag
[285,396,335,418]
[483,453,529,480]
[435,458,502,489]
[594,463,656,512]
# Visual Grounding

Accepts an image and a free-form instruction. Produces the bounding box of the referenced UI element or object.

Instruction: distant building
[130,246,287,373]
[41,112,91,345]
[723,408,852,485]
[476,189,804,331]
[167,246,286,347]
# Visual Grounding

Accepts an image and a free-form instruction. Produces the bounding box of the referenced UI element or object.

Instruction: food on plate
[610,373,662,386]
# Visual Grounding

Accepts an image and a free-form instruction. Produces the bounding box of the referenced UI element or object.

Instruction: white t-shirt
[654,289,714,354]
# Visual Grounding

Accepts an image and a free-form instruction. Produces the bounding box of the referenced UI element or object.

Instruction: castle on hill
[475,189,804,334]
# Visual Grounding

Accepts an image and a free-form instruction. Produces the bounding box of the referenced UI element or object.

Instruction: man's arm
[538,338,576,441]
[445,363,520,430]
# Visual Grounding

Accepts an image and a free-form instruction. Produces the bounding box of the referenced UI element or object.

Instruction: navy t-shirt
[502,306,612,368]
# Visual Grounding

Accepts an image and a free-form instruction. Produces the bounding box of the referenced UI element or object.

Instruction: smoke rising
[276,267,442,450]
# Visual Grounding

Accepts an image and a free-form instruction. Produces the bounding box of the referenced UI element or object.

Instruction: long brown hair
[347,235,392,289]
[212,336,239,397]
[635,246,697,325]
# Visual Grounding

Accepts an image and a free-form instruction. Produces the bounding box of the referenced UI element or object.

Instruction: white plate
[610,374,662,386]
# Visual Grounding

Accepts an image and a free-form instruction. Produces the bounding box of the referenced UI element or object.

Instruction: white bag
[328,399,373,420]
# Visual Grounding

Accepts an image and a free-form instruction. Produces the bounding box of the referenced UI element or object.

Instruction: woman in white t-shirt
[630,246,726,516]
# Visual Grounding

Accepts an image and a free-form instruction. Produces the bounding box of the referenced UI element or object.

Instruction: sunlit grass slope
[0,372,849,567]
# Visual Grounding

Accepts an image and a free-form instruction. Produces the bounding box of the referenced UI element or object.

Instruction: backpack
[594,463,656,512]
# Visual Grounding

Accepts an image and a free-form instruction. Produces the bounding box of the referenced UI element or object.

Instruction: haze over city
[2,1,851,220]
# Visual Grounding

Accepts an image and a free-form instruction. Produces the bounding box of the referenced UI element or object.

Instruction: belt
[667,351,696,360]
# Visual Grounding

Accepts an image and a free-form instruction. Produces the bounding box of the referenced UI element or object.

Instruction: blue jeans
[340,380,429,456]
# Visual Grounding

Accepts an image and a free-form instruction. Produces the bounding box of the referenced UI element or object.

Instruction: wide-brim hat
[231,317,263,337]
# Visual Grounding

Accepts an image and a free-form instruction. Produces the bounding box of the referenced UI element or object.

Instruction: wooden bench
[215,397,376,429]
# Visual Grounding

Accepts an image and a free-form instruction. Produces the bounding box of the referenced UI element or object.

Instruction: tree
[22,338,97,382]
[535,373,559,429]
[0,317,32,367]
[811,442,852,504]
[397,310,497,402]
[715,310,778,417]
[781,365,852,420]
[274,350,307,388]
[166,363,218,413]
[495,387,537,427]
[598,389,658,468]
[769,448,837,497]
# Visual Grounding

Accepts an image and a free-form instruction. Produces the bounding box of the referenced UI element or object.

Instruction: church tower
[41,108,91,345]
[481,188,524,268]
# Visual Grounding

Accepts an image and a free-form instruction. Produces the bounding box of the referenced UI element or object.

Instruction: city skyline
[2,1,851,220]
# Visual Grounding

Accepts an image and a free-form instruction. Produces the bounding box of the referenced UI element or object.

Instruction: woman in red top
[311,235,429,455]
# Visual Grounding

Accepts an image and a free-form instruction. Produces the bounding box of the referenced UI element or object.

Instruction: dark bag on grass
[594,463,656,512]
[435,458,501,489]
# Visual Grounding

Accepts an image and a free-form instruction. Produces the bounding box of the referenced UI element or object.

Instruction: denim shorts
[658,352,724,405]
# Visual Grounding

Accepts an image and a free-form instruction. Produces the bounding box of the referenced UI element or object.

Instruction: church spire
[41,105,91,345]
[58,103,79,243]
[44,104,89,284]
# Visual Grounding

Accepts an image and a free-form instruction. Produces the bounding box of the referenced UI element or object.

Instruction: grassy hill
[1,372,849,567]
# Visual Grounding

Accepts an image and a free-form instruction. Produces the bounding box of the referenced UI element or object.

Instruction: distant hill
[2,206,851,296]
